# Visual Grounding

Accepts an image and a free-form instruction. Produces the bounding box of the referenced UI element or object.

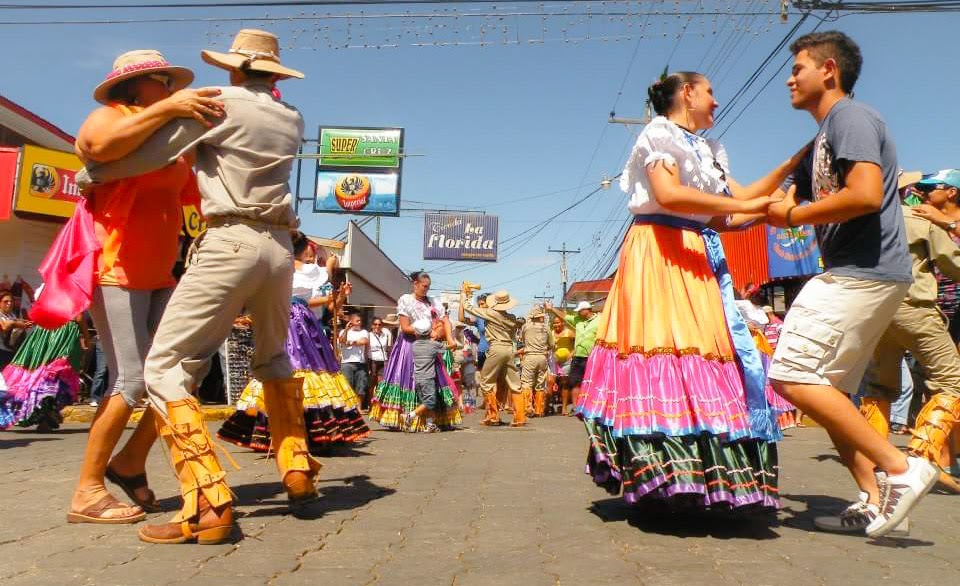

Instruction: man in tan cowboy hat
[519,305,554,418]
[78,29,317,545]
[460,285,524,426]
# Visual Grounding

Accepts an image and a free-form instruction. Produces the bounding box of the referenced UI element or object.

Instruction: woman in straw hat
[369,271,462,432]
[67,50,224,525]
[77,29,325,545]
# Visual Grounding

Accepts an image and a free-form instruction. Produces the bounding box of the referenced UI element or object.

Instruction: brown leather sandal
[106,466,161,512]
[67,493,146,524]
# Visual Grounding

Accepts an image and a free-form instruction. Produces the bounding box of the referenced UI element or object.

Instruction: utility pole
[548,243,580,309]
[533,294,553,308]
[375,216,381,247]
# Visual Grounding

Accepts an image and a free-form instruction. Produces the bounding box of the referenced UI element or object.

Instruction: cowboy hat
[486,290,518,312]
[201,29,304,79]
[381,313,400,327]
[93,49,194,105]
[528,306,545,319]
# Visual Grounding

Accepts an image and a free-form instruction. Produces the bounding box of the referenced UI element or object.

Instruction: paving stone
[1,415,957,585]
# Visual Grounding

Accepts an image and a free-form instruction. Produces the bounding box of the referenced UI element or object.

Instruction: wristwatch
[948,222,957,233]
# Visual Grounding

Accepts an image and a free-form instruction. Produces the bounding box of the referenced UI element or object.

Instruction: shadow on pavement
[589,497,780,540]
[236,474,396,521]
[0,436,63,448]
[310,441,375,458]
[777,493,935,548]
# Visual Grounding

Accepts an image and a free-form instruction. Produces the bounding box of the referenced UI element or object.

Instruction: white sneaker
[814,492,909,535]
[866,456,938,538]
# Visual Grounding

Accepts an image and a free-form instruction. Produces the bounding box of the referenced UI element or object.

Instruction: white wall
[0,214,60,293]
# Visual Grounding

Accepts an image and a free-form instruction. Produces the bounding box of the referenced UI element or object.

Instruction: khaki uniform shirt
[79,81,304,227]
[520,320,553,355]
[902,205,960,304]
[464,304,518,347]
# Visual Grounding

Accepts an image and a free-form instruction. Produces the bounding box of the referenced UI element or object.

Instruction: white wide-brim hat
[575,301,593,312]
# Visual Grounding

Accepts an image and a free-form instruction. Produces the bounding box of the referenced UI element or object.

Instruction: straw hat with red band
[200,29,304,80]
[93,49,194,105]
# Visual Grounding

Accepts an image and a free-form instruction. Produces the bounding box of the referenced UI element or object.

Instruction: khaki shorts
[769,272,909,395]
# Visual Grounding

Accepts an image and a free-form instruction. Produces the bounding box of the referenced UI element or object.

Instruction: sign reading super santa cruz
[423,213,499,262]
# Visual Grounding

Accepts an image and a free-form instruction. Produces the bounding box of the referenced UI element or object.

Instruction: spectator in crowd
[0,290,32,369]
[546,300,599,409]
[367,316,393,412]
[340,312,370,405]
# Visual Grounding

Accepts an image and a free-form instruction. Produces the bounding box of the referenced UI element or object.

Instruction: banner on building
[766,224,823,279]
[13,144,83,219]
[313,126,404,216]
[423,213,498,262]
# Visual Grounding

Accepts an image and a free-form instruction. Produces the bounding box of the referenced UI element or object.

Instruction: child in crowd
[405,318,448,432]
[459,329,479,413]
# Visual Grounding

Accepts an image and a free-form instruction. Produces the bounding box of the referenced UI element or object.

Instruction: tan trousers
[479,343,520,395]
[866,302,960,402]
[144,221,294,415]
[520,353,548,392]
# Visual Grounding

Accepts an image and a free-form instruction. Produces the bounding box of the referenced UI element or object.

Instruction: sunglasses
[913,183,950,194]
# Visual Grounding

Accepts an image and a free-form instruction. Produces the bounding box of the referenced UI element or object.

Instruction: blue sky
[2,2,957,313]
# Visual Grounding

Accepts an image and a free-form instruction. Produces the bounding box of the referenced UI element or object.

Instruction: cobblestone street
[1,413,957,586]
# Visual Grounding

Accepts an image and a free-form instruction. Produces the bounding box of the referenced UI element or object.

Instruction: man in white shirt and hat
[78,29,319,545]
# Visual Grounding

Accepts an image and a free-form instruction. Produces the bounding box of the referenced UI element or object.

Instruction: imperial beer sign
[13,144,83,219]
[423,213,498,262]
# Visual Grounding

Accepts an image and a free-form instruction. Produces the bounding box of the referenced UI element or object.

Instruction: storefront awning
[341,221,409,313]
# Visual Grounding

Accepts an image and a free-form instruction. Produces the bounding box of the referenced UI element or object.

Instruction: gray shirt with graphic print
[793,98,912,282]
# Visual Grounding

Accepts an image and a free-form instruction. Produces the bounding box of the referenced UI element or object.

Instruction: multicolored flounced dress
[218,263,369,450]
[574,116,781,512]
[368,293,462,431]
[0,321,82,430]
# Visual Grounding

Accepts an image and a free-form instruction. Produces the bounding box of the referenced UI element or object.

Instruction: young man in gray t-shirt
[767,31,937,539]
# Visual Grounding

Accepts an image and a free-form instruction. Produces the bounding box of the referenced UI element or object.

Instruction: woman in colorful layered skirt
[218,233,369,450]
[0,316,87,432]
[369,271,462,432]
[575,71,808,512]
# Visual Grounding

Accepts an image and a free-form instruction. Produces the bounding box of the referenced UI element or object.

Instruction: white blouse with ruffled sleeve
[619,116,732,224]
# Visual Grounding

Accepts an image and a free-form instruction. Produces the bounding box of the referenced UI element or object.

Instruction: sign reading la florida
[427,217,494,251]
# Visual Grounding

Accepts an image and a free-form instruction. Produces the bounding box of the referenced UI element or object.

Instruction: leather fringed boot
[534,390,546,417]
[139,399,233,545]
[481,392,501,426]
[859,397,891,438]
[909,394,960,494]
[523,388,535,416]
[261,378,323,506]
[511,392,527,427]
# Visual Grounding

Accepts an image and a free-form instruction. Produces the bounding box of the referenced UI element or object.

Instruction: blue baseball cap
[916,169,960,190]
